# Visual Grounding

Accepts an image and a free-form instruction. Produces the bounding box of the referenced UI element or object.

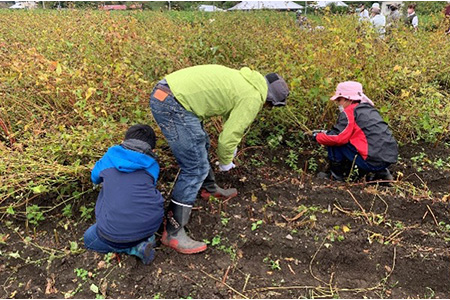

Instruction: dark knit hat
[124,124,156,150]
[265,73,289,106]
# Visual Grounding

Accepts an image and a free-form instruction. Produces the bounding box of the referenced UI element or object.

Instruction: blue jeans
[327,144,389,172]
[150,90,210,205]
[83,224,154,255]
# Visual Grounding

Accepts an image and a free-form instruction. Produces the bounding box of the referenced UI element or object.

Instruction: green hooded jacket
[166,65,268,165]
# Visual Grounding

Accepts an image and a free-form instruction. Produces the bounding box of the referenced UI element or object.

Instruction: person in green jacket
[149,65,289,254]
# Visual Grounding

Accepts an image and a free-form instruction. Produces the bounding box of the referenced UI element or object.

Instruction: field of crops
[1,9,450,298]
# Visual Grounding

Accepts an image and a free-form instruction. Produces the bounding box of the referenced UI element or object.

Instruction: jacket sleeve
[91,159,104,185]
[217,98,262,165]
[316,109,355,146]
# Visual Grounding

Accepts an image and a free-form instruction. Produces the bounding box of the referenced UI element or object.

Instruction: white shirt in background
[359,9,370,21]
[408,13,419,28]
[371,14,386,35]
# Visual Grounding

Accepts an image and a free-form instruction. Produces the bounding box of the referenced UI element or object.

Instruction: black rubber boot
[200,169,238,199]
[161,200,207,255]
[200,168,217,192]
[367,168,394,181]
[329,160,349,182]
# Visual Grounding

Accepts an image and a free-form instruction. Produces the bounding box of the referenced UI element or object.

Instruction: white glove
[233,148,238,158]
[219,162,236,172]
[311,130,327,138]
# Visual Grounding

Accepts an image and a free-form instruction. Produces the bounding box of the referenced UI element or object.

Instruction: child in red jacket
[313,81,398,182]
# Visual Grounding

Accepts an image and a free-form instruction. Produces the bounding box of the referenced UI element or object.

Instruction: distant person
[150,65,289,254]
[386,3,402,31]
[312,82,398,182]
[444,2,450,34]
[357,3,370,21]
[370,4,386,37]
[84,125,164,265]
[370,2,381,18]
[405,4,419,31]
[296,9,311,30]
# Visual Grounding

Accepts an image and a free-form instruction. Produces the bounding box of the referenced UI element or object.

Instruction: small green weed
[263,257,281,271]
[207,235,237,261]
[211,235,221,246]
[80,204,94,220]
[74,268,89,281]
[221,216,230,226]
[424,287,435,299]
[251,220,263,231]
[104,252,115,265]
[267,133,283,149]
[6,206,15,215]
[308,157,318,172]
[62,204,73,218]
[285,150,299,171]
[26,205,45,226]
[250,158,265,167]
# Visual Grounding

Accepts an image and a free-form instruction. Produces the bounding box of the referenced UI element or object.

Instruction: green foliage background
[1,10,449,211]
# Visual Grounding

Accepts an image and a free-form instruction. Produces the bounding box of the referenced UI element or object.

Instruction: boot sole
[161,238,207,254]
[200,190,238,200]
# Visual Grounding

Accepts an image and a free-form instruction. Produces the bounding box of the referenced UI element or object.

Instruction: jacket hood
[239,67,268,103]
[103,145,160,182]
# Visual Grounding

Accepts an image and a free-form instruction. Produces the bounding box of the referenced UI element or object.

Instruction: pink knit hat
[330,81,374,106]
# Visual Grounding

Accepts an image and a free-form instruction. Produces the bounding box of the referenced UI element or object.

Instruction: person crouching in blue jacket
[83,124,164,264]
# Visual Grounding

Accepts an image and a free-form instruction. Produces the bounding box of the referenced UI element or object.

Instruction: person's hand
[311,130,326,136]
[233,148,238,158]
[310,130,326,141]
[219,162,236,172]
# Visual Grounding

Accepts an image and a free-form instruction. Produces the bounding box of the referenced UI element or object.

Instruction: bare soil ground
[1,143,449,299]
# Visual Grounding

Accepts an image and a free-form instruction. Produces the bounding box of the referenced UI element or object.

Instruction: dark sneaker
[317,171,331,179]
[368,168,393,181]
[367,169,394,186]
[130,235,156,265]
[317,171,344,182]
[330,170,345,182]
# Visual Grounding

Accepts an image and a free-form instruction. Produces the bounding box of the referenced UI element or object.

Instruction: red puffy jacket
[316,103,398,167]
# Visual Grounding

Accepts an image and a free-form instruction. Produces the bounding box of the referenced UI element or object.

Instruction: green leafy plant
[80,205,94,220]
[6,206,15,215]
[207,235,237,261]
[285,150,299,171]
[211,235,221,246]
[308,157,318,172]
[104,252,115,265]
[251,220,263,231]
[62,204,73,218]
[424,287,435,299]
[26,205,45,226]
[250,158,265,167]
[263,257,281,271]
[74,268,89,281]
[267,134,283,149]
[221,214,230,226]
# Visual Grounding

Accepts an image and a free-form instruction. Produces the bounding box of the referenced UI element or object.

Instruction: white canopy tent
[198,5,224,12]
[312,1,348,8]
[228,1,303,11]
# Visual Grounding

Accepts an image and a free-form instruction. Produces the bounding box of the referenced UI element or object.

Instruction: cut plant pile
[1,143,449,299]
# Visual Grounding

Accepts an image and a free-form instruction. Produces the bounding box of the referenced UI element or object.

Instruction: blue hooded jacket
[91,145,164,244]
